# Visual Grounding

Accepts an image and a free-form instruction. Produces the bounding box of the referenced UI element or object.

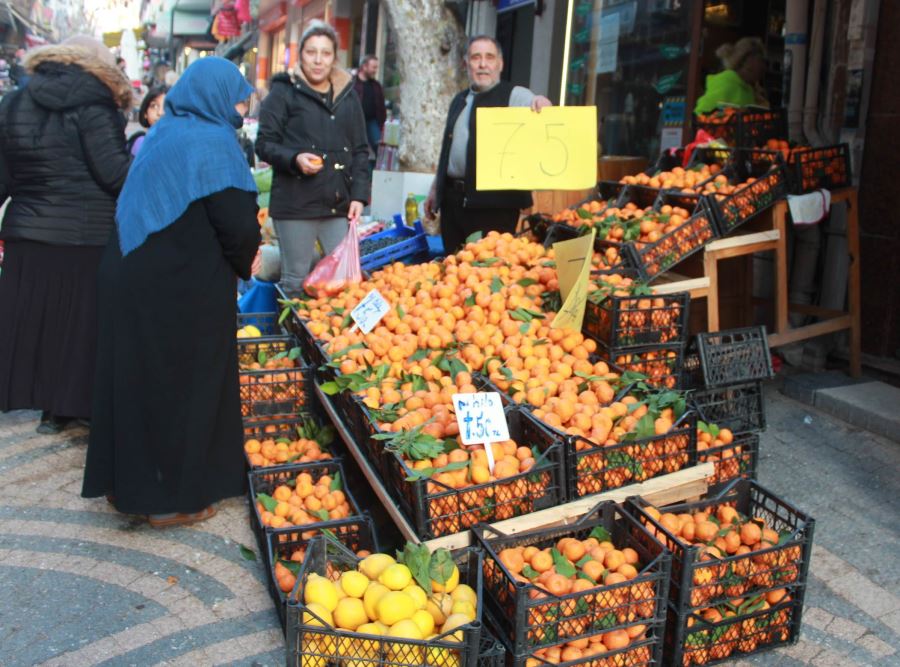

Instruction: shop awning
[103,28,143,48]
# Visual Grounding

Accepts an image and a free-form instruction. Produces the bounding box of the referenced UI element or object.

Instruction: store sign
[475,106,597,191]
[350,289,390,334]
[497,0,535,13]
[654,70,683,95]
[551,229,595,332]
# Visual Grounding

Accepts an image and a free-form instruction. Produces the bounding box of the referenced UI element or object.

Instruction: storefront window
[564,0,694,160]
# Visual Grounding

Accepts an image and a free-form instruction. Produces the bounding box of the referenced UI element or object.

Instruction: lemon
[379,563,413,590]
[387,619,424,663]
[451,600,477,622]
[425,597,448,627]
[304,574,339,612]
[340,570,370,598]
[440,612,471,641]
[411,609,435,636]
[450,584,477,607]
[343,625,382,667]
[301,630,335,664]
[362,582,389,621]
[243,324,262,337]
[431,564,460,594]
[302,602,333,627]
[426,645,462,667]
[376,591,417,626]
[333,597,368,631]
[403,583,428,610]
[236,329,248,339]
[358,553,396,581]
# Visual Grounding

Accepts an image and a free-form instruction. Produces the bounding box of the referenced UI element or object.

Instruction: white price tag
[350,289,391,334]
[451,392,510,445]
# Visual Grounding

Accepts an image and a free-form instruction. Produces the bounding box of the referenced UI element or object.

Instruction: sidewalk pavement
[0,381,898,666]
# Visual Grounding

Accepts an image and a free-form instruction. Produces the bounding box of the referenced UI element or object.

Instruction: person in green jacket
[695,37,768,115]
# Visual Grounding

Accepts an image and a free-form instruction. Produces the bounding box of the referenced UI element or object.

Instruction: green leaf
[464,294,476,307]
[517,277,538,287]
[411,374,428,393]
[593,612,617,630]
[399,543,434,593]
[589,525,612,542]
[490,276,504,294]
[257,349,268,366]
[409,348,430,362]
[256,493,278,513]
[288,347,302,361]
[429,548,456,586]
[522,564,540,579]
[278,306,291,325]
[576,207,593,219]
[447,358,469,381]
[472,257,501,267]
[576,570,597,585]
[320,381,341,395]
[397,305,405,319]
[550,548,577,578]
[239,544,257,561]
[330,471,342,491]
[465,231,483,244]
[310,509,330,521]
[519,323,530,334]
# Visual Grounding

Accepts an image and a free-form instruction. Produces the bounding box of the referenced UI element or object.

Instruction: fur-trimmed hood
[24,44,133,110]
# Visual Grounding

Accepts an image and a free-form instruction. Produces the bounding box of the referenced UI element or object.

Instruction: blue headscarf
[116,57,257,256]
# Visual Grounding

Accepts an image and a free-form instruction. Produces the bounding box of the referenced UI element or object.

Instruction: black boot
[37,412,71,435]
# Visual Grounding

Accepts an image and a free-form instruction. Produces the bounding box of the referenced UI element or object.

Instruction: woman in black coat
[82,57,260,527]
[0,36,133,433]
[256,20,370,297]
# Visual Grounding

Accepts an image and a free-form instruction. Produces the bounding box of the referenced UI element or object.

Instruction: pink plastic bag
[303,219,362,297]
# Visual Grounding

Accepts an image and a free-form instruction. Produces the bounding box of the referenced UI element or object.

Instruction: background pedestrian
[127,85,167,155]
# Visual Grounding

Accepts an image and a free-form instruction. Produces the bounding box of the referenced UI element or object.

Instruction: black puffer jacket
[0,45,133,246]
[256,68,369,219]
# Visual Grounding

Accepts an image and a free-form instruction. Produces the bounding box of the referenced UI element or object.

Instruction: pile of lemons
[236,324,262,338]
[301,552,478,666]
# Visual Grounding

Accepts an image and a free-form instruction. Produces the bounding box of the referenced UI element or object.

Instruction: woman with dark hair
[256,19,370,297]
[0,35,132,433]
[127,85,167,155]
[82,57,260,527]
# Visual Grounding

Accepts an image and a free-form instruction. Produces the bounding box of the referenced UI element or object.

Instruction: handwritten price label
[350,289,391,334]
[475,106,597,191]
[452,392,510,445]
[552,229,595,331]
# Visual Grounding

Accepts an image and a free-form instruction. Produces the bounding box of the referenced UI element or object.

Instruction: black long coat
[0,45,132,246]
[82,188,261,515]
[256,68,370,219]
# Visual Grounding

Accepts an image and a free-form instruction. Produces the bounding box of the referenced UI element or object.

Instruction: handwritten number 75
[540,123,568,177]
[496,122,525,178]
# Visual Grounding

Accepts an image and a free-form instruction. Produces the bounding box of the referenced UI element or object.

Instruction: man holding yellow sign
[424,35,551,253]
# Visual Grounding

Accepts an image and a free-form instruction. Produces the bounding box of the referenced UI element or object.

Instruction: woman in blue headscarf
[82,58,261,527]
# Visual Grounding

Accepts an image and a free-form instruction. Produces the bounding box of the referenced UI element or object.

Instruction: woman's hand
[296,152,324,175]
[347,201,364,223]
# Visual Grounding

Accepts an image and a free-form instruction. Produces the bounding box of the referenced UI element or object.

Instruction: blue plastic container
[238,277,279,314]
[359,218,429,271]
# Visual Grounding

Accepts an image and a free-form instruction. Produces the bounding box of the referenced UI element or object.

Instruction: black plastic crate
[586,290,690,349]
[690,381,766,435]
[496,630,660,667]
[285,536,484,667]
[382,406,567,540]
[326,387,386,472]
[564,411,697,499]
[236,334,312,418]
[737,108,787,148]
[696,326,773,388]
[790,143,852,193]
[242,415,334,470]
[693,110,739,146]
[703,163,788,237]
[266,514,378,632]
[247,460,363,558]
[474,501,671,654]
[625,198,717,283]
[602,342,686,390]
[237,311,285,336]
[479,628,506,667]
[665,591,804,667]
[699,432,759,492]
[274,284,331,369]
[626,479,815,615]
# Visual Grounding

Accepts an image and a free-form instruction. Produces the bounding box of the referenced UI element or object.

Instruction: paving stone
[814,381,900,442]
[854,632,897,659]
[878,608,900,636]
[825,616,868,642]
[803,607,835,631]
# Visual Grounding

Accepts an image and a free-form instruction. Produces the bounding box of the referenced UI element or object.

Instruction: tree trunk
[380,0,467,173]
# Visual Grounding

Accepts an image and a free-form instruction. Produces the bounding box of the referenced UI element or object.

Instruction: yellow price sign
[475,106,597,191]
[551,229,595,332]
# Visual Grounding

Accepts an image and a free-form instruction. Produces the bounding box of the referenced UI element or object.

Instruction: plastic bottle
[404,193,418,226]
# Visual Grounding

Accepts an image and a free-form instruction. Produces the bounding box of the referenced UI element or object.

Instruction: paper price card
[552,228,596,331]
[475,106,597,191]
[452,392,510,445]
[350,289,390,334]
